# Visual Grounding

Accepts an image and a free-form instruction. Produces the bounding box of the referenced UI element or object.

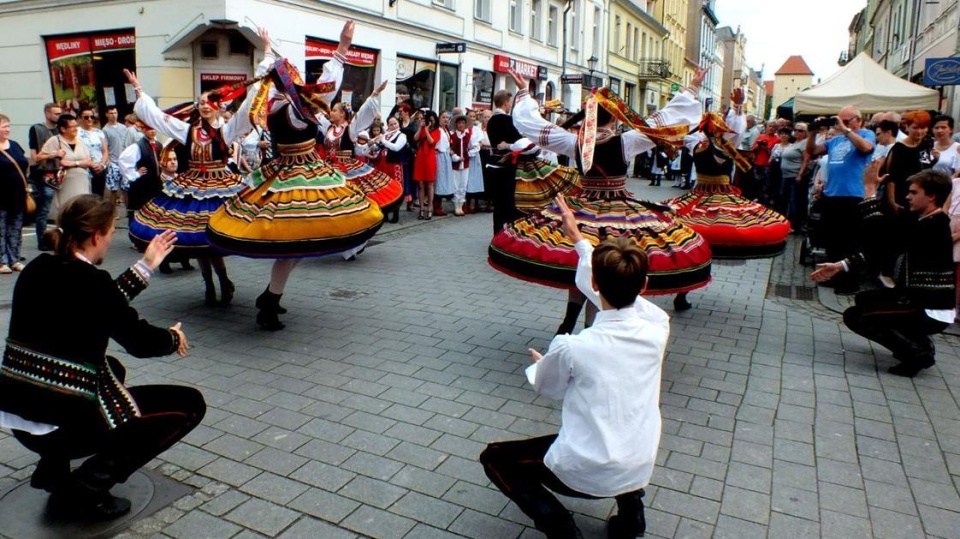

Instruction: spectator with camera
[806,106,876,294]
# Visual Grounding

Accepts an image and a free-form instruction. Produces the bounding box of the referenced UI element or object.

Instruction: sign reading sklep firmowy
[924,57,960,86]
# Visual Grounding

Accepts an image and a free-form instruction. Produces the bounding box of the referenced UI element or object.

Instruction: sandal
[0,265,12,274]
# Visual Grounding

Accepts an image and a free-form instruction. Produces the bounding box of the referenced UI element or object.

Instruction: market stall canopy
[793,52,939,115]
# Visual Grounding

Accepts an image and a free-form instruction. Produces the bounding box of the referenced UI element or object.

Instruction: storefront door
[396,56,436,110]
[44,29,137,119]
[305,38,379,111]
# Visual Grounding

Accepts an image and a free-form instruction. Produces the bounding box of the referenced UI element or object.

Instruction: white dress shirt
[532,239,670,497]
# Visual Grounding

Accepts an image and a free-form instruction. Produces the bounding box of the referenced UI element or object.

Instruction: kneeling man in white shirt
[480,196,670,539]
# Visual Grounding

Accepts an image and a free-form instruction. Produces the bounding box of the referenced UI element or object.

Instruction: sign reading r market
[924,57,960,86]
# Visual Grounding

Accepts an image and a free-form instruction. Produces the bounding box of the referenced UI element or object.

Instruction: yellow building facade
[649,0,690,109]
[608,0,670,113]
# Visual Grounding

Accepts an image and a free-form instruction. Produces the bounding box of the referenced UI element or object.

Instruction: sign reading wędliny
[924,57,960,86]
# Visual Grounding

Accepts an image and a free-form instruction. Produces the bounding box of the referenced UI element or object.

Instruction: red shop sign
[45,36,92,62]
[493,54,538,80]
[305,38,377,67]
[200,73,249,83]
[91,31,136,53]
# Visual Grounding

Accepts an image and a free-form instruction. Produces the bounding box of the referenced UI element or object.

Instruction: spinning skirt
[129,165,244,257]
[489,195,713,295]
[663,178,790,259]
[514,158,583,214]
[335,154,403,214]
[207,144,384,259]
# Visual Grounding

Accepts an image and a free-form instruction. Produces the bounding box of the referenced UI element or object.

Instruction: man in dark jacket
[812,168,955,377]
[486,90,522,233]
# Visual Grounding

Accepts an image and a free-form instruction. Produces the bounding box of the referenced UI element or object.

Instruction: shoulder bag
[0,147,37,216]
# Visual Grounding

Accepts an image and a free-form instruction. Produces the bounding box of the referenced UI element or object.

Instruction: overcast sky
[713,0,868,84]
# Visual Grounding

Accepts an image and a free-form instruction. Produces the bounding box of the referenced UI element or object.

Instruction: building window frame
[531,0,543,42]
[509,0,523,34]
[547,4,560,47]
[474,0,491,23]
[433,0,455,11]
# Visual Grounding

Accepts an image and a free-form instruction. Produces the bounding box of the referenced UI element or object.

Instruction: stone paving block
[730,439,773,467]
[244,446,309,477]
[384,422,444,446]
[389,491,464,529]
[820,509,872,539]
[773,438,815,466]
[910,477,960,511]
[869,506,925,538]
[162,444,219,471]
[650,488,720,524]
[299,417,356,443]
[340,504,417,539]
[435,455,490,486]
[442,480,508,516]
[164,509,243,539]
[771,484,819,521]
[819,481,869,518]
[202,490,252,516]
[300,400,352,421]
[341,451,404,481]
[690,476,724,502]
[665,453,727,482]
[387,441,448,470]
[340,475,409,509]
[767,511,820,538]
[449,508,523,538]
[256,407,312,430]
[205,433,265,461]
[239,471,310,505]
[341,429,401,456]
[288,487,361,523]
[401,523,468,539]
[431,433,486,460]
[294,438,356,466]
[815,457,864,489]
[390,465,458,498]
[713,514,767,539]
[277,516,358,539]
[726,461,771,494]
[673,516,714,538]
[291,461,357,491]
[198,457,262,487]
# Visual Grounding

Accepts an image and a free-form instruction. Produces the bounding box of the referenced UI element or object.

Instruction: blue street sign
[923,57,960,86]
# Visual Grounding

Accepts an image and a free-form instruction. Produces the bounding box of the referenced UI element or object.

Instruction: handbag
[0,147,36,216]
[43,137,69,190]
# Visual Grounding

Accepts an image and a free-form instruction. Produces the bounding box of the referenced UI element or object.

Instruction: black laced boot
[673,292,692,311]
[255,288,285,330]
[202,273,217,307]
[219,279,235,305]
[48,466,131,521]
[608,489,645,538]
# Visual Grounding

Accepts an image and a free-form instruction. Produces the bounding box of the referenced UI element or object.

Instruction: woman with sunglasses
[35,113,92,217]
[77,108,110,197]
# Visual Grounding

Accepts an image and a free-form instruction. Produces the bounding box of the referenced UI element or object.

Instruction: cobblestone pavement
[0,181,958,538]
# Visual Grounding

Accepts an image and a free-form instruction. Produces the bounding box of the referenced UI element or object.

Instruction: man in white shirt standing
[480,196,670,539]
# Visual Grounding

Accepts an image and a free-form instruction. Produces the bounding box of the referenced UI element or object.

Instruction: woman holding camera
[412,110,438,219]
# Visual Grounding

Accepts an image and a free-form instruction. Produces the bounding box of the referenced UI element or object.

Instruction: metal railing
[637,59,671,80]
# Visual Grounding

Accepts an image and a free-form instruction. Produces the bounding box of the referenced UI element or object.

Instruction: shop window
[305,37,379,112]
[200,41,218,60]
[44,30,138,119]
[439,64,458,113]
[397,56,437,110]
[471,69,495,110]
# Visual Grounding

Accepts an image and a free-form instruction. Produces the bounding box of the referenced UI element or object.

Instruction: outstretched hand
[730,87,745,106]
[337,20,355,56]
[373,79,388,97]
[123,69,140,89]
[142,230,177,270]
[690,65,709,91]
[810,262,842,283]
[863,160,887,198]
[257,26,272,56]
[509,69,527,91]
[555,195,583,243]
[170,322,188,357]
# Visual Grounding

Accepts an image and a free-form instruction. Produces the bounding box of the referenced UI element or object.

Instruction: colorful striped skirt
[514,158,583,214]
[663,176,790,258]
[206,143,384,259]
[334,152,403,214]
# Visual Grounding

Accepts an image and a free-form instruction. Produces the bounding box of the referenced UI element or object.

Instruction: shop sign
[924,57,960,86]
[46,36,92,62]
[436,42,466,54]
[561,73,583,84]
[91,31,136,53]
[305,38,377,67]
[670,82,681,92]
[200,73,248,84]
[493,54,542,81]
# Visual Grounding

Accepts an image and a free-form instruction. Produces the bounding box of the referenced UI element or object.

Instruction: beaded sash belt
[1,341,141,430]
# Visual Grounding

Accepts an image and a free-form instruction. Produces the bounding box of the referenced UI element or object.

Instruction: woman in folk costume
[449,114,480,216]
[464,109,489,213]
[432,111,454,217]
[123,29,271,306]
[323,84,403,220]
[370,115,408,223]
[489,68,712,334]
[503,137,582,215]
[662,88,790,258]
[206,21,384,331]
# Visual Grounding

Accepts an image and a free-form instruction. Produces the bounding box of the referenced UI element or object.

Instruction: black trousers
[843,289,949,366]
[487,164,518,234]
[820,195,863,286]
[480,435,642,535]
[14,385,205,488]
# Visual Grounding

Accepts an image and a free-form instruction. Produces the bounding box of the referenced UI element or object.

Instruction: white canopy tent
[792,52,939,116]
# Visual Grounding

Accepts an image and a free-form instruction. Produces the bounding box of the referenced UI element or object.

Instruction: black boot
[255,288,285,331]
[673,293,692,311]
[203,281,218,307]
[539,514,584,539]
[608,489,645,538]
[48,467,131,521]
[556,301,582,335]
[220,279,235,305]
[30,456,70,493]
[158,260,173,274]
[256,288,287,314]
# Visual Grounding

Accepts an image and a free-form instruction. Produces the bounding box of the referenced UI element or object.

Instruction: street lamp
[587,55,598,77]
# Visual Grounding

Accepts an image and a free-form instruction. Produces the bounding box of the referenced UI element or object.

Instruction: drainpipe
[562,0,572,94]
